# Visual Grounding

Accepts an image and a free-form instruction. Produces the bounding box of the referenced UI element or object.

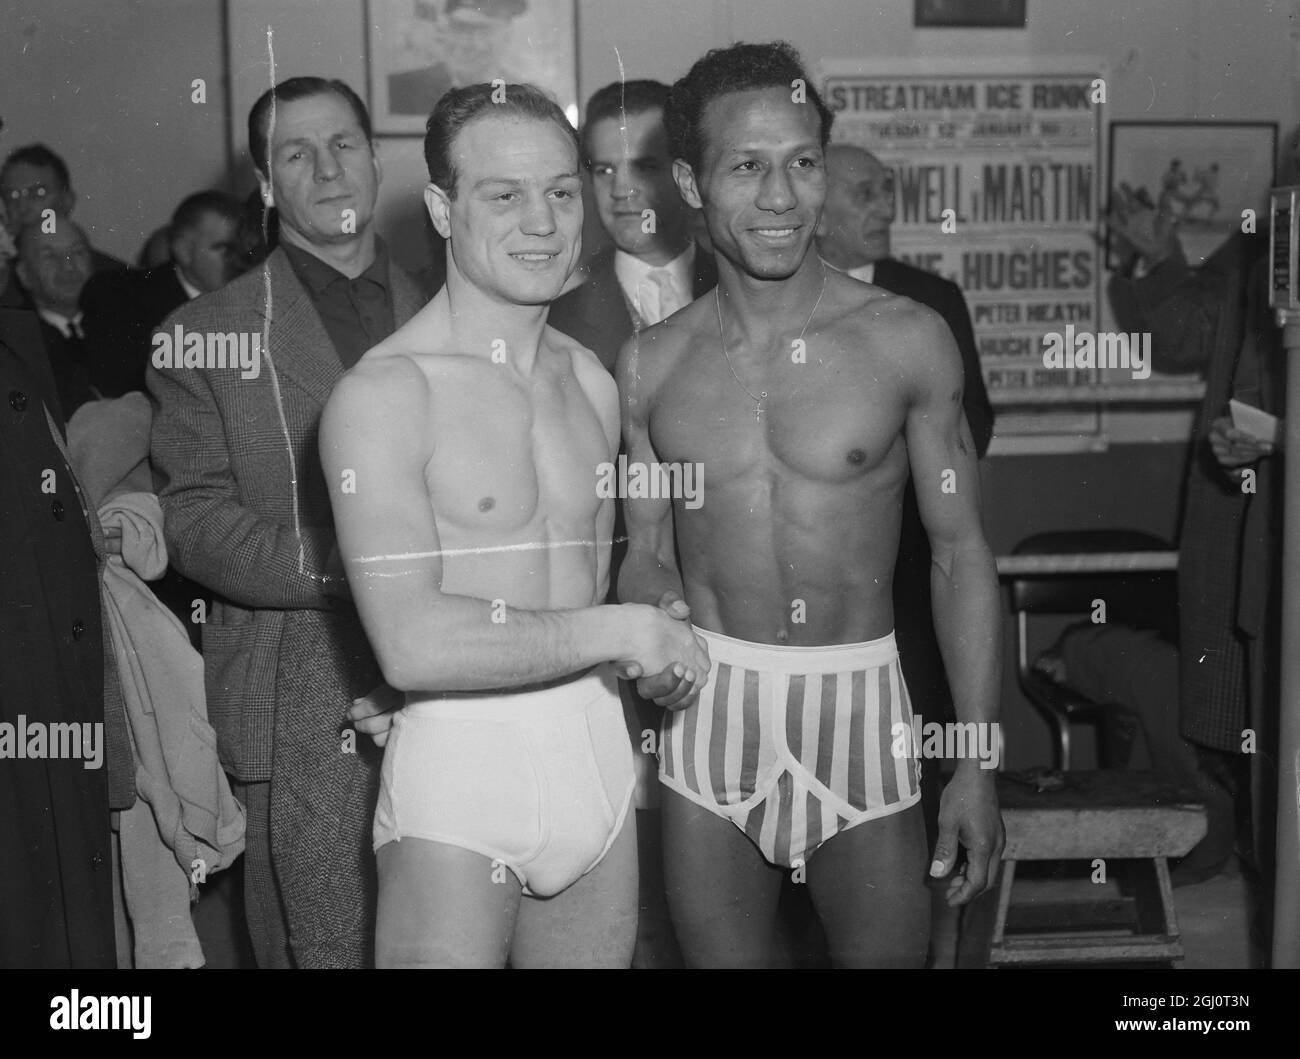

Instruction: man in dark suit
[2,144,127,278]
[550,80,717,371]
[82,190,243,398]
[148,77,426,969]
[0,285,114,967]
[817,143,994,964]
[1107,186,1275,888]
[13,219,98,422]
[549,80,717,968]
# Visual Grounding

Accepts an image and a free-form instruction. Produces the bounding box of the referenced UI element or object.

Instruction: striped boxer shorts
[658,627,921,868]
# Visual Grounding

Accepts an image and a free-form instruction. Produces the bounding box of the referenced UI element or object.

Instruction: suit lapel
[584,248,636,348]
[872,257,901,292]
[254,248,343,410]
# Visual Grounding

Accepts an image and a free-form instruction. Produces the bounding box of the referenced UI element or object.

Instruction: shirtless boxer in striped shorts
[617,42,1005,968]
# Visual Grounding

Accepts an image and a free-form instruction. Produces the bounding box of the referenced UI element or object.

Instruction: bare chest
[424,361,611,536]
[650,338,910,487]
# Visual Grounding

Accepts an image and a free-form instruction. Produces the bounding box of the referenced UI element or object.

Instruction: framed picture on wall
[1107,121,1277,268]
[914,0,1027,28]
[364,0,578,136]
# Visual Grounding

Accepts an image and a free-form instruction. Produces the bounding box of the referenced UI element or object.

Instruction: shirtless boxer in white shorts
[321,83,709,968]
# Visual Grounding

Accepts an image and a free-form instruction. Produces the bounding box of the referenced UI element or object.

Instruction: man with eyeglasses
[1,144,126,287]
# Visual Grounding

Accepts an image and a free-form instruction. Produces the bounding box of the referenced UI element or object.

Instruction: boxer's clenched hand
[931,765,1004,907]
[615,604,710,707]
[636,590,703,709]
[655,589,691,623]
[637,661,699,711]
[347,682,404,748]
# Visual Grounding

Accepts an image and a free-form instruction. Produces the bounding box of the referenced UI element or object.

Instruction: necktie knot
[638,268,682,326]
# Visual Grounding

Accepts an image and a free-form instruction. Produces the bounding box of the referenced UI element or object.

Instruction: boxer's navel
[478,497,495,512]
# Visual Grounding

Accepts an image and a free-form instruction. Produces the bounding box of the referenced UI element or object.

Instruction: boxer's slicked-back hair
[424,82,578,198]
[664,41,834,173]
[578,80,670,165]
[248,77,372,176]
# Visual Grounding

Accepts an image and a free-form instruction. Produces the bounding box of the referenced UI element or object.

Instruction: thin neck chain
[716,261,827,418]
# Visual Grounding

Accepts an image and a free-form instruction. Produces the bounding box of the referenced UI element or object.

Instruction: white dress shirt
[613,240,697,326]
[175,266,203,301]
[846,262,876,285]
[38,307,85,338]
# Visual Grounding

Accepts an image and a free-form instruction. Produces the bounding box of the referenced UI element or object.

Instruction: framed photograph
[915,0,1027,28]
[364,0,578,136]
[1107,121,1277,268]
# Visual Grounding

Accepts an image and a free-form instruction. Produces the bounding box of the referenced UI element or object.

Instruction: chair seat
[957,771,1207,967]
[998,770,1207,860]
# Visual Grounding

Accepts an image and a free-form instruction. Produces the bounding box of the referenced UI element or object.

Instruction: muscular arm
[926,279,994,457]
[147,355,338,611]
[905,311,1001,735]
[615,333,686,607]
[321,355,696,695]
[902,308,1004,900]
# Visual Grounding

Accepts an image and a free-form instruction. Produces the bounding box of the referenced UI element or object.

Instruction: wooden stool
[957,770,1207,967]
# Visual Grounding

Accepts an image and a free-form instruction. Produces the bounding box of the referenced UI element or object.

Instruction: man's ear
[673,159,702,211]
[257,170,274,209]
[424,182,452,240]
[59,187,76,216]
[371,146,383,188]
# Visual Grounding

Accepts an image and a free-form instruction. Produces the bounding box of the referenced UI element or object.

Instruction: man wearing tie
[549,79,718,967]
[550,79,717,369]
[13,219,97,422]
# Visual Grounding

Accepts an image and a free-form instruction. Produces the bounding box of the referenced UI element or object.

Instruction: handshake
[610,590,711,712]
[348,590,711,747]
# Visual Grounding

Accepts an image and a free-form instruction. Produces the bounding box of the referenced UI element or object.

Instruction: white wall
[0,0,228,263]
[8,1,1289,269]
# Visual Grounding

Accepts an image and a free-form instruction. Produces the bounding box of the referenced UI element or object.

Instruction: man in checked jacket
[148,77,427,967]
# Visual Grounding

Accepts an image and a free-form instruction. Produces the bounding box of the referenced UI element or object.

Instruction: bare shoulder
[323,351,431,448]
[549,325,616,397]
[615,293,710,402]
[550,326,619,433]
[833,269,962,395]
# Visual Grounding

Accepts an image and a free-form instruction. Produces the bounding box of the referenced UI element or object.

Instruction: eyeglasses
[4,184,51,202]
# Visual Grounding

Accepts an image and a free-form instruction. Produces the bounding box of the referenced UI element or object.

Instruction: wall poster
[821,57,1104,451]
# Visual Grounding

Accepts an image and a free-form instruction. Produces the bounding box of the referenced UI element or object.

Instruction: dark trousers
[231,779,293,968]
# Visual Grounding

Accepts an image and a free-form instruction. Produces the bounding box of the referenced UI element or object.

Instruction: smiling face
[676,87,826,281]
[586,107,688,263]
[259,92,381,249]
[16,222,92,315]
[818,145,895,268]
[426,113,583,306]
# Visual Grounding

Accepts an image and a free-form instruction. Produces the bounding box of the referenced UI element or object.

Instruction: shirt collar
[282,238,391,297]
[846,261,875,284]
[613,239,696,303]
[38,307,82,337]
[174,265,203,301]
